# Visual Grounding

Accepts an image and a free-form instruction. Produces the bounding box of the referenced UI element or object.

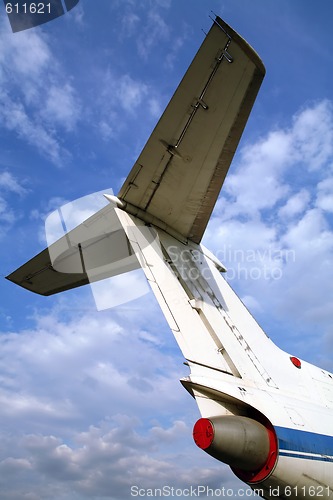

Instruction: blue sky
[1,0,333,498]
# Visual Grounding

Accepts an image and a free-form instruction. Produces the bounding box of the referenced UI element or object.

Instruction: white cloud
[218,100,333,220]
[218,129,291,218]
[0,171,27,231]
[316,177,333,212]
[41,84,81,132]
[114,1,187,71]
[0,19,81,166]
[96,70,163,147]
[0,171,27,196]
[90,270,150,311]
[0,22,51,81]
[120,11,140,38]
[206,100,333,366]
[165,32,189,70]
[240,295,263,313]
[137,11,170,59]
[67,1,85,26]
[148,97,163,118]
[0,297,184,432]
[0,295,248,499]
[291,100,333,171]
[0,96,68,164]
[118,74,148,113]
[278,189,310,218]
[0,197,14,225]
[99,120,116,142]
[0,416,237,499]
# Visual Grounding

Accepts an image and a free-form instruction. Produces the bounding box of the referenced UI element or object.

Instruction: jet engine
[193,416,278,483]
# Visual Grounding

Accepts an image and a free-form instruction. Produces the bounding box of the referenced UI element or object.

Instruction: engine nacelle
[193,416,278,483]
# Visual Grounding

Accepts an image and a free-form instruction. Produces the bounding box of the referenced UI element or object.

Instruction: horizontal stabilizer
[6,203,140,296]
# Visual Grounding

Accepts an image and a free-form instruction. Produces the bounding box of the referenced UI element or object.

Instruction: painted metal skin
[7,16,333,499]
[114,210,333,499]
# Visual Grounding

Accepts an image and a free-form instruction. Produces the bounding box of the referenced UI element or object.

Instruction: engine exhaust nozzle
[193,415,274,472]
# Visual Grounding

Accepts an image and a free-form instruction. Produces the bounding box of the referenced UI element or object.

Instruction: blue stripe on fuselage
[275,426,333,462]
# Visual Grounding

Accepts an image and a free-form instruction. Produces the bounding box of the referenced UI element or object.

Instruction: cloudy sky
[1,1,333,498]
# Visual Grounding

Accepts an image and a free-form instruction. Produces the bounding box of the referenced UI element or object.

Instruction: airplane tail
[7,197,332,492]
[7,15,333,496]
[111,207,333,493]
[6,190,288,388]
[4,16,286,487]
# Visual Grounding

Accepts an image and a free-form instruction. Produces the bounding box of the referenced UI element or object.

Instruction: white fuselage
[115,207,333,499]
